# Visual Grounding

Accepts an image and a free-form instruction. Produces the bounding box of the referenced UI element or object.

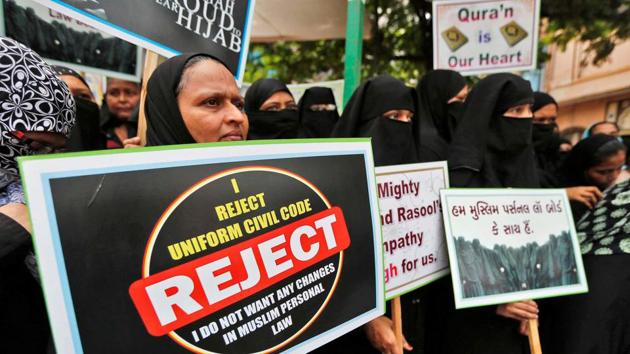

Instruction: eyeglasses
[9,131,66,154]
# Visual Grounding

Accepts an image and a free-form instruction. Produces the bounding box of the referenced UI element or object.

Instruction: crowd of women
[1,36,629,353]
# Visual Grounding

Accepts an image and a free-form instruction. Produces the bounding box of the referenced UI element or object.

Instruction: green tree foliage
[244,0,630,84]
[541,0,629,65]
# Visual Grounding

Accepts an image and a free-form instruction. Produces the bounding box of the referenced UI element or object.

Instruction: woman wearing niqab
[531,92,567,187]
[331,74,418,166]
[425,73,538,354]
[51,65,106,151]
[322,75,420,353]
[416,69,467,162]
[298,86,339,138]
[449,73,538,189]
[245,78,300,140]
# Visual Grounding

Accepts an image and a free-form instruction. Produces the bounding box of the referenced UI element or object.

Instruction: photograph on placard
[0,0,142,80]
[440,189,588,308]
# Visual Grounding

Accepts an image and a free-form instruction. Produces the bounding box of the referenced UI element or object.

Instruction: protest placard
[29,0,256,81]
[376,162,450,300]
[0,0,142,81]
[19,140,384,353]
[440,189,588,309]
[432,0,541,76]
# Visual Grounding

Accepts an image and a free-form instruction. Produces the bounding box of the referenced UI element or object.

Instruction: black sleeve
[0,212,30,259]
[449,167,481,188]
[570,200,589,223]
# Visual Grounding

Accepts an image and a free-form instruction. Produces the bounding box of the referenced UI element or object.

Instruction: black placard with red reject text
[18,141,385,354]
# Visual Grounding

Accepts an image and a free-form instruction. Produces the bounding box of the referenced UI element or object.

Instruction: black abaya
[317,75,419,353]
[434,73,537,354]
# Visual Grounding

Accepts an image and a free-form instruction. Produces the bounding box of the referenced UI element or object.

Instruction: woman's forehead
[185,61,238,90]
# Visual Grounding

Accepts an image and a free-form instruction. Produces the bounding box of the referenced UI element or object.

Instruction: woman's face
[585,150,626,189]
[60,75,95,102]
[177,61,248,143]
[533,103,557,125]
[448,85,469,103]
[504,104,533,118]
[105,79,140,120]
[591,122,620,137]
[10,131,67,154]
[383,109,414,123]
[259,91,297,111]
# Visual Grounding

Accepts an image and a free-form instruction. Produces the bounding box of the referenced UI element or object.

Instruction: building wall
[543,40,630,133]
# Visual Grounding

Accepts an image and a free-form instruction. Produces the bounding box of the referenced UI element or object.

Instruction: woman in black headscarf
[449,73,538,189]
[558,134,627,220]
[543,177,630,354]
[428,73,540,354]
[531,92,572,187]
[331,74,417,166]
[244,78,300,140]
[327,75,417,354]
[52,65,106,151]
[416,69,468,162]
[144,53,248,146]
[298,86,339,138]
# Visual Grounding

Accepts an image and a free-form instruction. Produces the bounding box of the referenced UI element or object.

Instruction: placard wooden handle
[391,297,403,352]
[528,318,542,354]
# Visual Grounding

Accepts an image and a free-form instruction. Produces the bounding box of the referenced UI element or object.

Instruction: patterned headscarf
[576,178,630,255]
[0,37,75,205]
[0,36,75,175]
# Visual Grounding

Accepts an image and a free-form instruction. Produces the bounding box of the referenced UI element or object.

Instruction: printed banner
[440,189,588,308]
[29,0,256,82]
[432,0,541,76]
[19,140,384,353]
[376,162,450,300]
[0,0,143,81]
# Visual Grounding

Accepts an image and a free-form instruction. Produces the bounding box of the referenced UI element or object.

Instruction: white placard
[377,162,450,300]
[440,189,588,309]
[432,0,541,76]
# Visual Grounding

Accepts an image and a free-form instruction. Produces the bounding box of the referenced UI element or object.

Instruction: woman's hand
[496,300,538,321]
[518,319,539,336]
[0,203,31,233]
[364,316,413,354]
[566,186,603,209]
[123,136,142,148]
